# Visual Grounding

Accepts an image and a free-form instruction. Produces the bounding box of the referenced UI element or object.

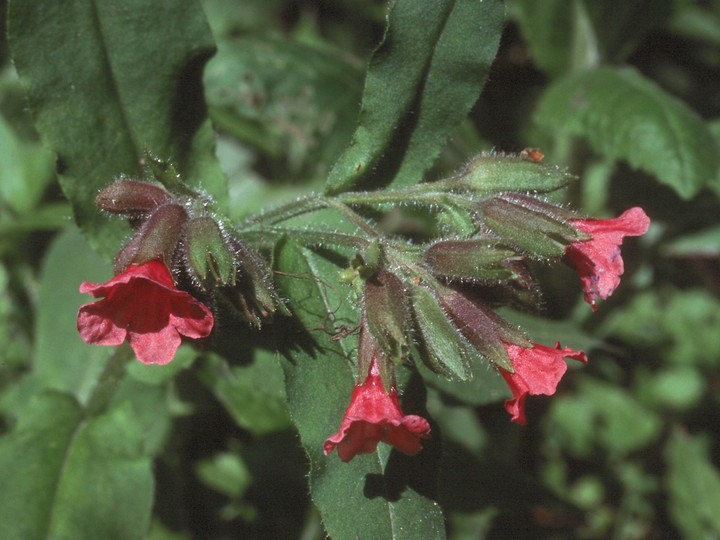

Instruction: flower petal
[500,342,587,424]
[77,303,127,346]
[567,207,650,309]
[324,357,430,462]
[127,325,182,365]
[77,259,213,364]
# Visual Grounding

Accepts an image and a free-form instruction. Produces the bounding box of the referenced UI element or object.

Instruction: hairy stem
[84,346,132,417]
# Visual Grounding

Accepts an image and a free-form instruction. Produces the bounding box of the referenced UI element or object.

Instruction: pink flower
[500,342,588,425]
[324,357,431,462]
[77,259,214,365]
[566,207,650,310]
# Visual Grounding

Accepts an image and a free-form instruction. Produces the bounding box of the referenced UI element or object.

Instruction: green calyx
[445,151,576,194]
[185,216,237,287]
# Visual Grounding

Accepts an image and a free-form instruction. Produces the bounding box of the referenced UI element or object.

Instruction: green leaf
[0,227,112,416]
[195,451,252,499]
[600,289,720,368]
[7,0,227,257]
[275,240,446,540]
[548,380,662,457]
[664,224,720,257]
[671,2,720,46]
[535,66,720,199]
[204,37,362,178]
[0,392,154,540]
[512,0,673,76]
[0,112,55,214]
[509,0,587,77]
[418,353,510,407]
[666,430,720,538]
[325,0,504,194]
[199,350,291,435]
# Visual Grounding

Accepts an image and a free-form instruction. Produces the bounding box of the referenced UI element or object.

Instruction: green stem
[240,227,372,250]
[240,194,325,228]
[84,346,131,417]
[337,185,474,211]
[321,198,381,237]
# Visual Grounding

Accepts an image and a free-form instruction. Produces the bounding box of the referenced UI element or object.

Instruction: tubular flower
[77,259,214,365]
[499,342,588,425]
[566,207,650,310]
[324,356,431,462]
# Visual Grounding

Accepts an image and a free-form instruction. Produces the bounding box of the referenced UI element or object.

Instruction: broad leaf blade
[665,430,720,538]
[325,0,504,195]
[275,240,445,539]
[35,227,113,401]
[8,0,226,257]
[0,392,154,540]
[535,66,720,199]
[512,0,673,76]
[418,357,510,407]
[0,227,113,416]
[204,37,362,179]
[199,350,292,436]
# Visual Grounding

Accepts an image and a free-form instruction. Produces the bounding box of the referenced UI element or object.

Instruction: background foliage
[1,0,720,538]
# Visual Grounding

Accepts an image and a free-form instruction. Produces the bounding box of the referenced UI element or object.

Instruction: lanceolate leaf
[325,0,504,195]
[535,66,720,199]
[0,393,154,540]
[275,240,445,539]
[7,0,227,257]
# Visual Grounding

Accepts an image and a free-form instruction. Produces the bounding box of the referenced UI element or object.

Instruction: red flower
[566,207,650,310]
[324,357,431,462]
[499,342,587,425]
[77,259,214,365]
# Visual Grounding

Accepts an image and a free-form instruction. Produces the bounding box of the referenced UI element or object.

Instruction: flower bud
[185,216,236,287]
[410,286,477,380]
[96,179,173,217]
[363,269,410,362]
[436,286,531,372]
[479,194,588,258]
[447,152,575,194]
[424,239,521,282]
[357,310,396,391]
[114,203,187,273]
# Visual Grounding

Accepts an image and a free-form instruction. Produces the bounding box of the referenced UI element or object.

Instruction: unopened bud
[185,216,236,287]
[114,203,187,273]
[410,286,477,380]
[357,310,396,390]
[447,152,575,194]
[363,269,410,362]
[96,179,173,216]
[479,194,587,258]
[437,287,531,372]
[424,239,521,282]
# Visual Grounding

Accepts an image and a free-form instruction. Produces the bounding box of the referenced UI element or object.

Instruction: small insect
[520,147,544,163]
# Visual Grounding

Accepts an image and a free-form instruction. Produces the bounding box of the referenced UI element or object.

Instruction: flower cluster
[77,153,651,463]
[77,172,285,365]
[325,180,649,460]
